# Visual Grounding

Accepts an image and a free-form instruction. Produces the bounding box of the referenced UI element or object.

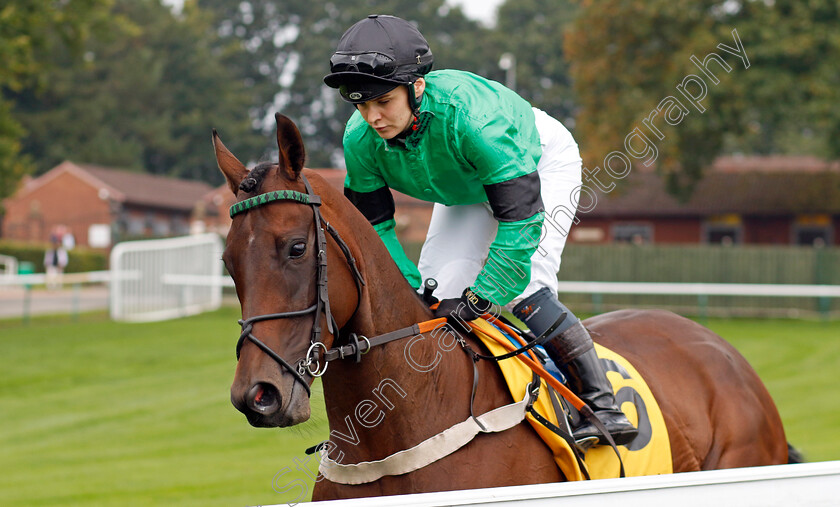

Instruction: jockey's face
[357,79,425,140]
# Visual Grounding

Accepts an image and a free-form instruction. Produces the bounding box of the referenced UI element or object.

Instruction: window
[127,217,145,236]
[794,226,832,246]
[570,227,605,243]
[152,219,170,236]
[705,226,741,245]
[172,218,190,236]
[793,215,833,246]
[703,215,742,245]
[612,223,653,244]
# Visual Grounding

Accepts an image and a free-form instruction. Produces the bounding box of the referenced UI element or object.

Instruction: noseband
[231,174,365,397]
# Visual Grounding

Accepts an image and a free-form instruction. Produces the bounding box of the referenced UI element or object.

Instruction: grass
[0,308,327,507]
[0,309,838,505]
[703,318,840,462]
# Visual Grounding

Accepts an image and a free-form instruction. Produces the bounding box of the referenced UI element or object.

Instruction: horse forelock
[238,161,276,194]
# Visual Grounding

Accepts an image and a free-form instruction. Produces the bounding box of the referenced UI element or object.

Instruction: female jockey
[324,14,636,445]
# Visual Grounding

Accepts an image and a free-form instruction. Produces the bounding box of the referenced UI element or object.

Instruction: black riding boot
[513,288,638,446]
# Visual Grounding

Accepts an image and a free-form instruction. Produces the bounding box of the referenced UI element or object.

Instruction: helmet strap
[407,82,422,114]
[407,82,423,131]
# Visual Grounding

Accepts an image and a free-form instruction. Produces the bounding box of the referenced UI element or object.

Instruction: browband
[230,190,320,218]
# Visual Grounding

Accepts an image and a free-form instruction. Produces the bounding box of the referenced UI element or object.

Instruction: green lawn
[1,310,838,506]
[0,309,326,507]
[704,318,840,462]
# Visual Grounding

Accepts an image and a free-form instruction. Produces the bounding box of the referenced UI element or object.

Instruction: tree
[198,0,496,167]
[494,0,578,125]
[8,0,264,184]
[0,0,113,205]
[565,0,840,196]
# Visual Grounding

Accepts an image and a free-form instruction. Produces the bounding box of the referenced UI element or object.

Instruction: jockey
[325,14,637,446]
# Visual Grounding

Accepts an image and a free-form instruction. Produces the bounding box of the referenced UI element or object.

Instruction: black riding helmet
[324,15,433,106]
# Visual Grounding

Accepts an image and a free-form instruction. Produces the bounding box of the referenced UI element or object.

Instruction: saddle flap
[470,318,673,480]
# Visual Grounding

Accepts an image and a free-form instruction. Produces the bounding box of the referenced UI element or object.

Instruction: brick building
[569,156,840,246]
[200,157,840,247]
[199,168,434,243]
[2,161,213,248]
[19,156,831,250]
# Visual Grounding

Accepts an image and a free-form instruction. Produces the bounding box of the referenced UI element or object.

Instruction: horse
[215,114,791,501]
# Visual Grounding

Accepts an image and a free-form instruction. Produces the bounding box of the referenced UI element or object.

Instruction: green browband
[229,190,320,218]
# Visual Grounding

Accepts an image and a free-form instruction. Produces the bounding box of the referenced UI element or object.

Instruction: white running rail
[289,461,840,506]
[110,233,224,322]
[556,281,840,297]
[0,254,18,288]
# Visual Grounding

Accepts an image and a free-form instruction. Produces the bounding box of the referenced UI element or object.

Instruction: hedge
[0,240,108,273]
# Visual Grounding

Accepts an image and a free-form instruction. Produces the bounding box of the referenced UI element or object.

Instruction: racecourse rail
[7,273,840,298]
[281,461,840,506]
[2,271,840,322]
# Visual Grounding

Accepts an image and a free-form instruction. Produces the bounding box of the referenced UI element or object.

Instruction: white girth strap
[318,389,534,485]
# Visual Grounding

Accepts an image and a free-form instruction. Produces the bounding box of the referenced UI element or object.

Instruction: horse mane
[238,161,275,193]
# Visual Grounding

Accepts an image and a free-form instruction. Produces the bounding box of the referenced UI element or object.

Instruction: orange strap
[417,317,448,334]
[484,316,542,364]
[420,307,585,410]
[468,317,587,411]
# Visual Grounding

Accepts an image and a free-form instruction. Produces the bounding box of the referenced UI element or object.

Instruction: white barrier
[110,233,224,322]
[0,254,18,280]
[165,279,840,298]
[556,281,840,297]
[290,461,840,506]
[0,270,114,286]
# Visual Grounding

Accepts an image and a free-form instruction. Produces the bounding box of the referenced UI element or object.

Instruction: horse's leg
[699,368,789,469]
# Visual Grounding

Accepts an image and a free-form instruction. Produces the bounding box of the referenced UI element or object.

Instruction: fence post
[23,284,31,325]
[592,293,603,314]
[814,247,832,320]
[72,283,81,322]
[18,261,35,325]
[817,297,831,320]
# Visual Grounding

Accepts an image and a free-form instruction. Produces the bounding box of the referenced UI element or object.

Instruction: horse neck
[309,170,431,336]
[312,172,477,463]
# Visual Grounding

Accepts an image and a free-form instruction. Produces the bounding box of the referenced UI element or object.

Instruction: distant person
[44,238,69,289]
[324,15,637,444]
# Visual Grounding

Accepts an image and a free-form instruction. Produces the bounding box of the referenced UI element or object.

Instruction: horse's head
[215,114,362,428]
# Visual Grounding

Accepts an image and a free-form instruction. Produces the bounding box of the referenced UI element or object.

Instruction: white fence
[291,461,840,506]
[556,281,840,297]
[0,254,18,288]
[110,233,224,322]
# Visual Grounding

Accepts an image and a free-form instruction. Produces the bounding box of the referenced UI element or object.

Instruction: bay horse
[216,114,791,501]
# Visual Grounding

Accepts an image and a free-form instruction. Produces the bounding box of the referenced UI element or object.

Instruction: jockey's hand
[433,288,491,333]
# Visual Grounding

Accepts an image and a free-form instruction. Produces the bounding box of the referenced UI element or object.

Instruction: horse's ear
[275,113,306,180]
[212,129,249,195]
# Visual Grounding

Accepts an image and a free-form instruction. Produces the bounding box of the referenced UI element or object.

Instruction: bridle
[231,174,366,397]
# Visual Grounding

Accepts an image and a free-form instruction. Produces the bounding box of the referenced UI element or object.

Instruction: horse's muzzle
[231,379,311,428]
[247,382,281,415]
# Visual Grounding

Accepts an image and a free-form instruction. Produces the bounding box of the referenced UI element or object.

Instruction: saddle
[470,317,673,480]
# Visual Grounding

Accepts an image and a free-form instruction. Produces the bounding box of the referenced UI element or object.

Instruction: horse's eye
[289,241,307,258]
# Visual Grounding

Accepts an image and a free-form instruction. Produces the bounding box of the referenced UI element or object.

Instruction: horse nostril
[247,382,281,414]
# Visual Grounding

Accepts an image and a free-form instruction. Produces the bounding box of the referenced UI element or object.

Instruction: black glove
[434,287,492,333]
